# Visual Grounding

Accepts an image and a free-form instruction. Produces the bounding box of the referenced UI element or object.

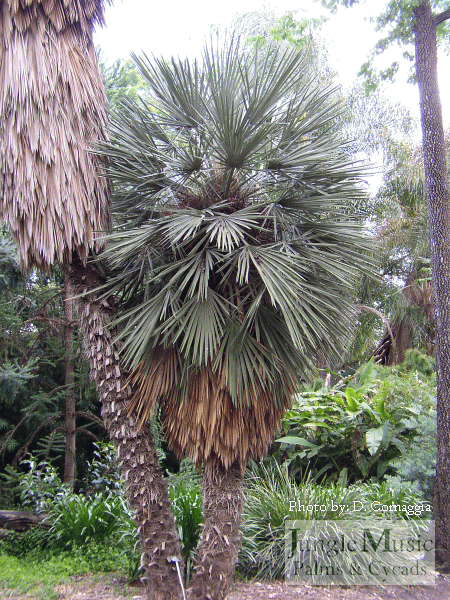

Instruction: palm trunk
[188,461,245,600]
[414,0,450,569]
[68,259,184,600]
[63,274,76,488]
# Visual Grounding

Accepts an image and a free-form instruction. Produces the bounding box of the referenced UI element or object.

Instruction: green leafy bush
[372,352,436,499]
[69,540,128,573]
[401,348,436,377]
[362,480,432,518]
[375,355,436,411]
[238,464,362,580]
[1,513,141,585]
[1,450,203,583]
[165,460,203,584]
[82,442,124,497]
[1,456,70,512]
[0,526,49,558]
[169,480,203,584]
[274,358,436,485]
[116,522,142,583]
[383,407,436,501]
[169,481,203,559]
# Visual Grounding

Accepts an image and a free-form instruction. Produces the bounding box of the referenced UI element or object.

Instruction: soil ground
[1,573,450,600]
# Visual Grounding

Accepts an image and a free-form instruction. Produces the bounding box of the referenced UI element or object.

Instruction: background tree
[98,52,148,112]
[0,238,105,502]
[230,9,332,93]
[343,134,435,367]
[319,0,450,570]
[100,40,373,599]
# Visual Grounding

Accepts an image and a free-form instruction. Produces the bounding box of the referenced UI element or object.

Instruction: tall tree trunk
[63,274,76,488]
[67,259,184,600]
[414,0,450,570]
[188,461,245,600]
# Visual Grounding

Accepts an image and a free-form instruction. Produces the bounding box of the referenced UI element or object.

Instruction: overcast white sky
[93,0,450,126]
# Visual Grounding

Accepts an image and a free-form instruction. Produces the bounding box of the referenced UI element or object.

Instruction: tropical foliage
[273,353,436,496]
[0,450,431,592]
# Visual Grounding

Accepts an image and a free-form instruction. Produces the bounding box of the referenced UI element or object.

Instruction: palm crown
[100,41,373,469]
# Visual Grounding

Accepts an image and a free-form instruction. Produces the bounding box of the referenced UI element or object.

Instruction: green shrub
[168,480,203,584]
[361,480,432,516]
[166,460,203,584]
[69,540,128,573]
[238,464,362,579]
[382,407,436,501]
[1,452,204,584]
[1,456,70,512]
[115,510,144,582]
[169,481,203,556]
[402,348,436,377]
[273,358,436,486]
[82,442,124,497]
[373,354,436,499]
[375,360,436,411]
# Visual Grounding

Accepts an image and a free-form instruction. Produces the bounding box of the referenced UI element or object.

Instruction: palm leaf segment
[101,41,373,469]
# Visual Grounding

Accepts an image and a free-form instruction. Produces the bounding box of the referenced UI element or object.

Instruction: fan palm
[100,40,374,600]
[0,3,182,599]
[371,141,433,365]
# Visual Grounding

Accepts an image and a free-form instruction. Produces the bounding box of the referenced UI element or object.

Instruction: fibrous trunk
[68,260,184,600]
[63,274,76,487]
[188,461,245,600]
[414,0,450,569]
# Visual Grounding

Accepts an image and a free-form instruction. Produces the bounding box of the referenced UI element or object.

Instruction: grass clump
[238,464,362,580]
[237,463,431,580]
[47,493,129,548]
